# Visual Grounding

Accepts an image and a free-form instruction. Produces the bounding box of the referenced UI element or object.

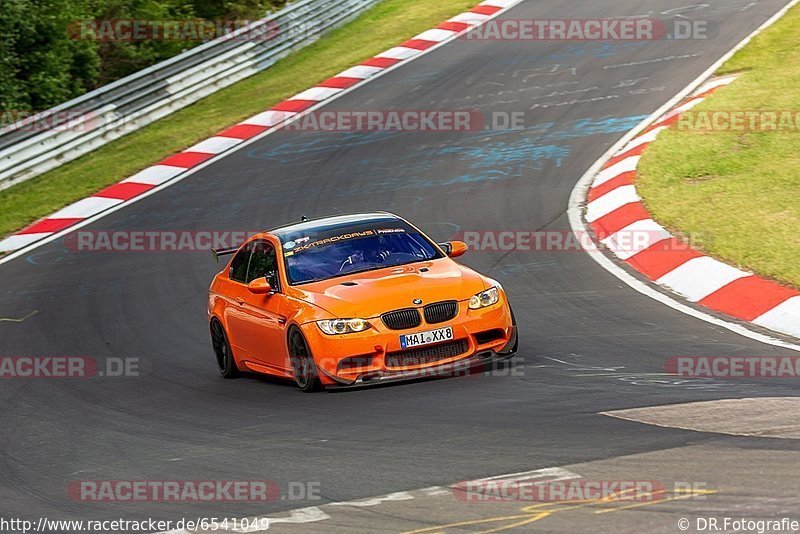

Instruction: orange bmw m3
[208,213,517,391]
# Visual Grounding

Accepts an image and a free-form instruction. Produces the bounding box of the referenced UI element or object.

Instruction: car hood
[287,259,488,318]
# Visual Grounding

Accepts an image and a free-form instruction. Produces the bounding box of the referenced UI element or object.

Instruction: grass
[0,0,476,238]
[637,4,800,289]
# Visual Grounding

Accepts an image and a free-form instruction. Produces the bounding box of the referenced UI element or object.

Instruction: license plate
[400,327,453,349]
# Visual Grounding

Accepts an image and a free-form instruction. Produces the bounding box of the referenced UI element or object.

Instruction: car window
[229,242,253,283]
[283,229,441,285]
[247,240,279,288]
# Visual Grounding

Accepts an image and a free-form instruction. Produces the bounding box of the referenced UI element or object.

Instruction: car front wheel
[288,328,323,392]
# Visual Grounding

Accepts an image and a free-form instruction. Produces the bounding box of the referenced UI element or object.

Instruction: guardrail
[0,0,379,191]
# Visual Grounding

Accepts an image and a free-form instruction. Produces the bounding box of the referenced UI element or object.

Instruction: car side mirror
[247,277,273,294]
[440,240,468,258]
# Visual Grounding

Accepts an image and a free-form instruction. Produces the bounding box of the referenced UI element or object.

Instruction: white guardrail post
[0,0,380,191]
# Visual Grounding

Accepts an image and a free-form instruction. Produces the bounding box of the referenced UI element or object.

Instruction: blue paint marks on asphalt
[246,131,403,164]
[245,113,648,194]
[544,115,649,140]
[336,140,568,197]
[248,114,645,162]
[544,41,650,62]
[495,41,650,67]
[438,142,570,170]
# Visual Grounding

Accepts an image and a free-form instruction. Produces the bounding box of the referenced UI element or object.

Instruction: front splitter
[321,327,518,390]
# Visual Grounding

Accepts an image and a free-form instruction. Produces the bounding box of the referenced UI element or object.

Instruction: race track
[1,0,799,530]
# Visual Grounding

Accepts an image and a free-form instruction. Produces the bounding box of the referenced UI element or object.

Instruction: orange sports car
[208,212,517,391]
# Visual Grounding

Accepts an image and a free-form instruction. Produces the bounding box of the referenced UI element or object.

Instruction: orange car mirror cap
[446,240,468,258]
[247,277,273,294]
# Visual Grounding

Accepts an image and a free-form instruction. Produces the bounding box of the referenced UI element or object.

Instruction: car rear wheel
[211,319,239,378]
[288,328,323,392]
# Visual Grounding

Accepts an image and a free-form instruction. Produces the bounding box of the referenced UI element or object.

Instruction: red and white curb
[0,0,519,254]
[584,77,800,340]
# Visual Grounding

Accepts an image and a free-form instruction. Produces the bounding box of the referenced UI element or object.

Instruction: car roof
[268,212,402,239]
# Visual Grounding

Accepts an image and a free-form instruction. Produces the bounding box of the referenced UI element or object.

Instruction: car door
[222,241,255,357]
[236,239,290,374]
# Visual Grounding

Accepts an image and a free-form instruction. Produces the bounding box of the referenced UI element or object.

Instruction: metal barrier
[0,0,379,191]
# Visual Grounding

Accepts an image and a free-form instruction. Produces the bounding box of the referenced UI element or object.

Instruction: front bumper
[302,298,516,388]
[321,327,517,389]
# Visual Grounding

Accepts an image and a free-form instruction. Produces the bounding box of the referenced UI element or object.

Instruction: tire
[509,304,519,353]
[496,304,519,368]
[288,328,323,392]
[210,318,240,378]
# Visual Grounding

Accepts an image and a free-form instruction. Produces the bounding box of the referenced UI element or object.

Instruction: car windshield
[279,223,442,285]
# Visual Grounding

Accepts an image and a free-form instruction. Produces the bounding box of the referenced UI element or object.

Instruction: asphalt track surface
[1,0,799,530]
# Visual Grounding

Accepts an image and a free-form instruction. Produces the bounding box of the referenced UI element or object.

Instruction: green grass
[637,4,800,289]
[0,0,475,238]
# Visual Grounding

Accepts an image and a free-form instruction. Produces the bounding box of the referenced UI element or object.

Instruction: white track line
[157,467,580,533]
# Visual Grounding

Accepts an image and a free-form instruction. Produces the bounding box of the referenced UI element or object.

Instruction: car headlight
[317,318,371,335]
[469,287,500,309]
